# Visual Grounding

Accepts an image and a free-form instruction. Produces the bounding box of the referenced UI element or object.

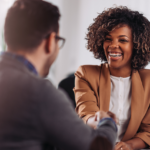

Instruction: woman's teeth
[109,53,122,57]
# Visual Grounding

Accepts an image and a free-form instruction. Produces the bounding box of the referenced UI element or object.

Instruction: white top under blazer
[109,75,131,142]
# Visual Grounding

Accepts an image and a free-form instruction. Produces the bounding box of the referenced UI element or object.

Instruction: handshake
[88,111,118,129]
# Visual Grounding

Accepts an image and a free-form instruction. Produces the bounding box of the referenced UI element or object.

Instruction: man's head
[5,0,60,51]
[4,0,63,77]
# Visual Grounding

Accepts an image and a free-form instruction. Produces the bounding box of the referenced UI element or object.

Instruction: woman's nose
[109,44,119,49]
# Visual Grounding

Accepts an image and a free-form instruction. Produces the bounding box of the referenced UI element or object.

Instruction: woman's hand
[87,111,117,129]
[95,111,111,122]
[115,142,133,150]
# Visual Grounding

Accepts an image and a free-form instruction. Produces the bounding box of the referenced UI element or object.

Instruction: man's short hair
[4,0,60,51]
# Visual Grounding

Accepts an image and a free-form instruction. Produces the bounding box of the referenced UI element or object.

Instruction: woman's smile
[108,52,123,60]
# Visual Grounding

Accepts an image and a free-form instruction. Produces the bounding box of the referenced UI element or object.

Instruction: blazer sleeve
[134,105,150,146]
[74,66,100,123]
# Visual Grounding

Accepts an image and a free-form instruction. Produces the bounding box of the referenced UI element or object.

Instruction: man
[0,0,117,149]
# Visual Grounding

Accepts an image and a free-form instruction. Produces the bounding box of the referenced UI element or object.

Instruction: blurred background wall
[1,0,150,86]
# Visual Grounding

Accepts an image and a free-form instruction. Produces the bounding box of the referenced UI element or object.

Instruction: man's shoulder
[0,56,60,100]
[0,59,73,109]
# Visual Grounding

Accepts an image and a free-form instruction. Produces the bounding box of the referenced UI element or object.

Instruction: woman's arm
[126,137,148,149]
[115,137,148,150]
[115,106,150,150]
[74,66,100,123]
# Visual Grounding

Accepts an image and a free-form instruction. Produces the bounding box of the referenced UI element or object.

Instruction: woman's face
[103,25,133,70]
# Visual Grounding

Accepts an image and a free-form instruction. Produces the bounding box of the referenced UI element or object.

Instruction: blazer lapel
[99,64,111,111]
[122,70,145,141]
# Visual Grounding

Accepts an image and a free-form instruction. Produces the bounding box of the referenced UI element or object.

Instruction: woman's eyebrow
[118,35,129,38]
[106,35,130,38]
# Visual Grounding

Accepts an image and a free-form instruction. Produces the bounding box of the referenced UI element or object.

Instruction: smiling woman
[103,25,133,77]
[74,6,150,150]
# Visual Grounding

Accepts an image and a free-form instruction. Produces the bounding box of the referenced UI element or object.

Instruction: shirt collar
[1,51,38,75]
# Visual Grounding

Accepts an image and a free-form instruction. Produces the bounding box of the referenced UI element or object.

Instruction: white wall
[0,0,15,51]
[46,0,150,86]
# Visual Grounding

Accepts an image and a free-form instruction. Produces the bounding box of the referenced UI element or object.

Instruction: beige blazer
[74,63,150,145]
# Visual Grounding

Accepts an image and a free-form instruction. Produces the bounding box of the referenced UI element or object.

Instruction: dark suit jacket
[0,53,117,150]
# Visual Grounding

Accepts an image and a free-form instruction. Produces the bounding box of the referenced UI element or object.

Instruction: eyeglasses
[45,34,65,49]
[55,35,65,49]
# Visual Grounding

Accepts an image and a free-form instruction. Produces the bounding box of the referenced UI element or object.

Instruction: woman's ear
[45,32,56,54]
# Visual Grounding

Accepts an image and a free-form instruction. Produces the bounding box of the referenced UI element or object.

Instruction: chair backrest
[58,74,76,108]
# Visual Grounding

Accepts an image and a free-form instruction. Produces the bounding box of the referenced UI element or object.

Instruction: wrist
[97,117,117,132]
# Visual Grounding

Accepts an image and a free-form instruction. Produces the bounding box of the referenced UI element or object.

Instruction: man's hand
[87,111,117,129]
[115,142,133,150]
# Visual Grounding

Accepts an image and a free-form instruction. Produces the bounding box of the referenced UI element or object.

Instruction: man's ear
[45,32,56,54]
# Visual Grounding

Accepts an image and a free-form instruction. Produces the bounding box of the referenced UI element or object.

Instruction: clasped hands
[92,111,133,150]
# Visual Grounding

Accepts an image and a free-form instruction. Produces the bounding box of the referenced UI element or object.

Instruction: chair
[58,73,76,108]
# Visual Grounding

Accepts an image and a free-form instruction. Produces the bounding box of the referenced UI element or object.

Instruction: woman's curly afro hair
[86,6,150,69]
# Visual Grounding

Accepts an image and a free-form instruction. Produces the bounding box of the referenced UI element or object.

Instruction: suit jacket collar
[99,63,146,141]
[0,53,39,78]
[1,52,38,75]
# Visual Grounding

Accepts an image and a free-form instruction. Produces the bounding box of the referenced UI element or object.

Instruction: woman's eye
[119,39,128,42]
